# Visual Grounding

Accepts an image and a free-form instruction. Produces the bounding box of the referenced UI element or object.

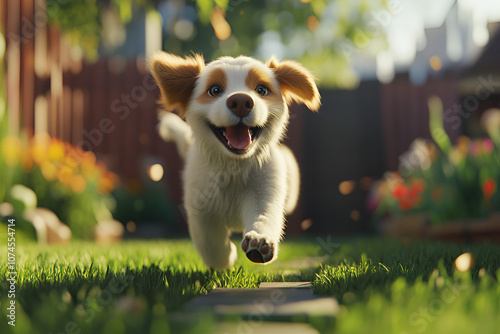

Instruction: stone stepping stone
[215,321,321,334]
[259,282,313,289]
[184,282,339,321]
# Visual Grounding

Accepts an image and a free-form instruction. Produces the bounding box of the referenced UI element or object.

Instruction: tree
[50,0,389,87]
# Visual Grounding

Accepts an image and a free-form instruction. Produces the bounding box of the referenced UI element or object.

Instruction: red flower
[392,180,426,211]
[392,183,407,199]
[409,186,420,201]
[483,178,497,200]
[399,198,413,211]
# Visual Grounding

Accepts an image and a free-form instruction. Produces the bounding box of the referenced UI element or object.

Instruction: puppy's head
[150,52,320,161]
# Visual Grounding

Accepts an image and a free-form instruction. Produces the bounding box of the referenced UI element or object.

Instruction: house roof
[462,22,500,78]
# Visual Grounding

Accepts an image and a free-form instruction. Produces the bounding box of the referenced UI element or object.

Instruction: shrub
[369,97,500,224]
[0,134,119,239]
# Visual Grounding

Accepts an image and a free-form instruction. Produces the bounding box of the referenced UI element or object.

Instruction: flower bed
[381,212,500,243]
[370,98,500,242]
[0,134,119,239]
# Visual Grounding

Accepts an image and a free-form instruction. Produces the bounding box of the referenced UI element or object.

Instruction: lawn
[1,236,499,334]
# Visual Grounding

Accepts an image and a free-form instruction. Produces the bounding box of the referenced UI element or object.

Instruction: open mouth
[209,123,263,155]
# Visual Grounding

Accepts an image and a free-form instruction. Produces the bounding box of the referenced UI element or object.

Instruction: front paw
[241,232,275,263]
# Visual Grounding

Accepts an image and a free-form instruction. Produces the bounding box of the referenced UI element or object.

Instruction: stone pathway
[183,282,339,333]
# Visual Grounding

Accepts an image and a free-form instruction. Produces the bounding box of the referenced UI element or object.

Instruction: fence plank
[138,61,156,157]
[121,60,140,181]
[20,0,35,136]
[86,59,107,153]
[105,59,125,173]
[6,0,21,135]
[48,25,60,136]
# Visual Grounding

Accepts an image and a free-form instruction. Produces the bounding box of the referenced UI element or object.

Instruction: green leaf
[196,0,215,24]
[428,95,452,153]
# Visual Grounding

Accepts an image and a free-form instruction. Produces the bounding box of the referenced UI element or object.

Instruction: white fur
[157,111,192,159]
[154,55,318,269]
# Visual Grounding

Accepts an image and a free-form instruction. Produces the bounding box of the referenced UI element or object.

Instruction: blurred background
[1,0,500,243]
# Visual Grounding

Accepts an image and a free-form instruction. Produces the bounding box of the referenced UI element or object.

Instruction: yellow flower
[20,150,33,171]
[30,134,50,164]
[66,145,90,171]
[57,165,74,185]
[1,136,22,166]
[48,138,66,163]
[448,149,464,165]
[69,174,87,194]
[40,161,57,180]
[98,171,119,194]
[456,135,471,156]
[81,151,97,178]
[64,151,79,169]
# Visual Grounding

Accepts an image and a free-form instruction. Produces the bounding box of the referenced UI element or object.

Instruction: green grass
[0,236,499,333]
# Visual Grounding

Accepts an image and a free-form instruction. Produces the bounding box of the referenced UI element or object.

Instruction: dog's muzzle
[209,123,263,155]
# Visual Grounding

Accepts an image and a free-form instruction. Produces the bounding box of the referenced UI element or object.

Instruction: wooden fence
[2,0,464,235]
[1,0,188,230]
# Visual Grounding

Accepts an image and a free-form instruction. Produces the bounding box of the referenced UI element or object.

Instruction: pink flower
[469,140,481,156]
[482,138,494,154]
[366,193,380,213]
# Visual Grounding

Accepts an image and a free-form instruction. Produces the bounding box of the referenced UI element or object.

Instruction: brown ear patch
[150,52,205,117]
[197,67,228,105]
[267,57,321,112]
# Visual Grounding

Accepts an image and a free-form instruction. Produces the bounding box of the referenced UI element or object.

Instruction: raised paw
[241,233,275,264]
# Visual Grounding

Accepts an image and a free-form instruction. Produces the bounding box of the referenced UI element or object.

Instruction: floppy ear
[150,52,205,117]
[267,57,321,112]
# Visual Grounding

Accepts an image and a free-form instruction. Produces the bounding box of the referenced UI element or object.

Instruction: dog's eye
[208,85,223,97]
[256,85,269,96]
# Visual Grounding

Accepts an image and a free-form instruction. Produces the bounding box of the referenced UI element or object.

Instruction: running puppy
[150,52,320,269]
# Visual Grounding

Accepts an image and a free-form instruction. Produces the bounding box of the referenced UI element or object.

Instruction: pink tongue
[225,125,251,149]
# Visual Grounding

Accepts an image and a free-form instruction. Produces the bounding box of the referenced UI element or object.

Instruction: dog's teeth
[222,130,226,137]
[227,140,233,148]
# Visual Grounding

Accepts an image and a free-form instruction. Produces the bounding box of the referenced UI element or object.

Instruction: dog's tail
[157,111,192,160]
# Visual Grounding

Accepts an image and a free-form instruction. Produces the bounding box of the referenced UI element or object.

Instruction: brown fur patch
[150,52,205,118]
[196,67,228,104]
[245,67,273,92]
[267,57,321,112]
[245,67,284,106]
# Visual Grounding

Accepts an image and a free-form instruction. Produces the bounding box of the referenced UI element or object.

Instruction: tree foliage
[49,0,389,87]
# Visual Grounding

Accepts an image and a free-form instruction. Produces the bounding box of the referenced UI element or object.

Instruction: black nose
[226,93,254,118]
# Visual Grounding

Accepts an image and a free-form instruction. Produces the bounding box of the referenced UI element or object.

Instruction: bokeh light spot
[307,16,319,31]
[339,180,355,195]
[429,55,442,71]
[210,7,231,41]
[174,19,195,41]
[148,163,164,182]
[350,210,360,221]
[301,219,313,231]
[454,252,474,272]
[126,221,136,233]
